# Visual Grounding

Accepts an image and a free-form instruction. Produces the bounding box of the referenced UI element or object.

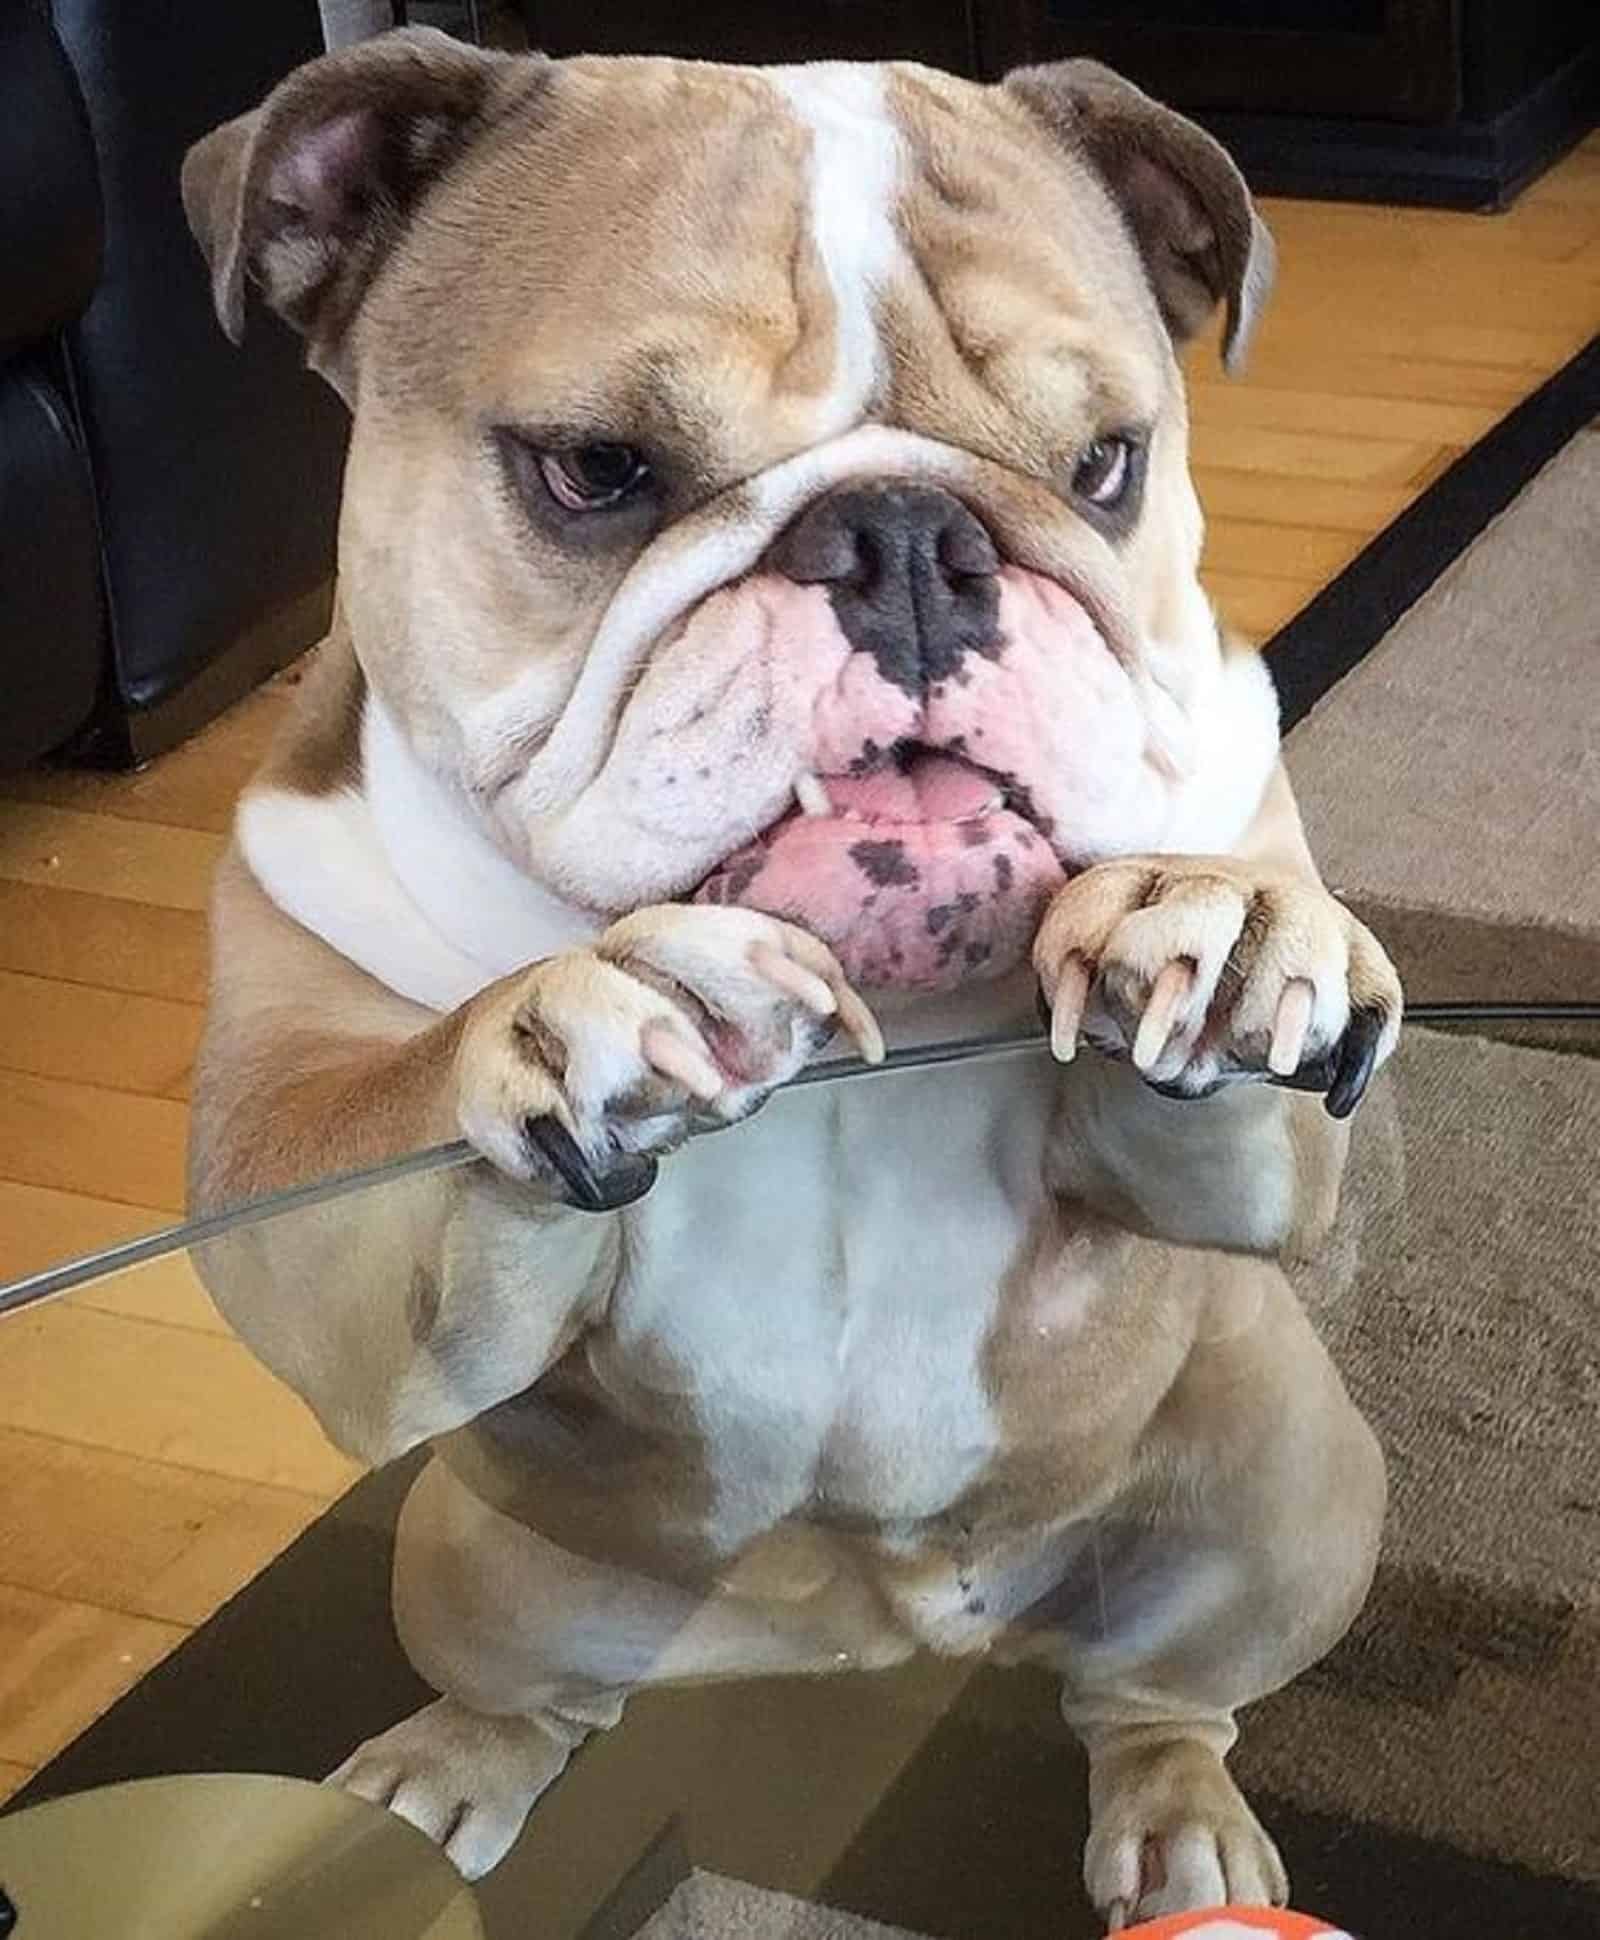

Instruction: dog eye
[539,443,652,511]
[1071,435,1134,508]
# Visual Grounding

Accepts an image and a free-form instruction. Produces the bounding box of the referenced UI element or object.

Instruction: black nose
[769,482,1001,697]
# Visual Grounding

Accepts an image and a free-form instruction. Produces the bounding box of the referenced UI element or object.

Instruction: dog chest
[583,1057,1060,1541]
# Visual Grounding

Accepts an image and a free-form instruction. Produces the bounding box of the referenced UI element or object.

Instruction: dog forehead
[365,54,1162,453]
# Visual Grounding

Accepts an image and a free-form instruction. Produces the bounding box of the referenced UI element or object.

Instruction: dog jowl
[183,29,1398,1926]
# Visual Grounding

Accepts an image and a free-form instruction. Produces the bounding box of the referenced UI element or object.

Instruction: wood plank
[0,1304,364,1495]
[0,1426,325,1627]
[1191,382,1494,448]
[0,1201,223,1334]
[0,1581,184,1766]
[0,1180,169,1286]
[1194,468,1413,536]
[1213,311,1587,377]
[1191,349,1536,413]
[0,1071,188,1212]
[0,882,209,1005]
[0,970,203,1103]
[66,1254,231,1337]
[1262,195,1600,271]
[0,802,224,912]
[1265,235,1600,331]
[1186,421,1444,486]
[1202,573,1317,643]
[1203,517,1359,583]
[3,674,295,836]
[0,1758,32,1804]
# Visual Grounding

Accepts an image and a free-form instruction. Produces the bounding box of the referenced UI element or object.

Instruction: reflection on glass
[2,1021,1596,1939]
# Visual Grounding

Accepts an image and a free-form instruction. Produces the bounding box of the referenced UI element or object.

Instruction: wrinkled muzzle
[648,479,1175,992]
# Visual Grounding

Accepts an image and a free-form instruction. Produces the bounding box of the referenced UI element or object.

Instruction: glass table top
[0,1011,1596,1939]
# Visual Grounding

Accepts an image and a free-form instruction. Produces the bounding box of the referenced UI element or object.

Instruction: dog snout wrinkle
[770,483,1002,698]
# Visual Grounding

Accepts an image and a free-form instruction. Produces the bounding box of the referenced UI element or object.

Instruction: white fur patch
[363,696,599,984]
[768,64,904,434]
[1157,643,1281,856]
[237,785,486,1011]
[613,1052,1056,1556]
[236,700,603,1012]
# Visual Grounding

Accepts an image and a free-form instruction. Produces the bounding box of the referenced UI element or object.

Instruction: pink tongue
[693,749,1065,992]
[825,752,1002,823]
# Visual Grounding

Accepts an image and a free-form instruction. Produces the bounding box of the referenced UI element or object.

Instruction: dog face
[186,31,1277,994]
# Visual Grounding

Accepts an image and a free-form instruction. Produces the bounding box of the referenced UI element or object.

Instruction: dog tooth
[795,771,833,818]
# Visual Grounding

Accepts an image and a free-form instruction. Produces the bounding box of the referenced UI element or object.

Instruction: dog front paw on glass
[454,905,883,1207]
[1032,858,1402,1117]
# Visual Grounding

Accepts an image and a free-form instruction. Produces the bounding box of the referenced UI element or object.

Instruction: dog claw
[1268,977,1315,1076]
[1047,954,1091,1062]
[523,1117,657,1212]
[1105,1902,1130,1934]
[1325,1002,1387,1120]
[640,1021,724,1101]
[749,941,836,1019]
[1133,960,1193,1073]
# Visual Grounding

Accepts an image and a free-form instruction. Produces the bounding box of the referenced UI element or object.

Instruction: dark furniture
[987,1,1599,209]
[522,1,1598,209]
[0,1,347,771]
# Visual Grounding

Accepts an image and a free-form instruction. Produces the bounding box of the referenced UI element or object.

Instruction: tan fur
[184,33,1400,1920]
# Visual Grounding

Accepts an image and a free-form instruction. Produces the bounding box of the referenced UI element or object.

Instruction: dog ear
[182,27,532,365]
[1004,60,1273,373]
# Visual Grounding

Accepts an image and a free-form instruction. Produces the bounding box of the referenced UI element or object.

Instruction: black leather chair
[0,1,348,770]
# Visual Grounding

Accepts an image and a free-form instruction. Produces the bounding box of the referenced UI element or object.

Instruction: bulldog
[182,28,1400,1928]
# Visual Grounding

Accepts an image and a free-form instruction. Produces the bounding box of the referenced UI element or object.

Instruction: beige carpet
[639,1871,931,1939]
[1286,424,1600,1003]
[1241,424,1600,1886]
[1245,1023,1600,1886]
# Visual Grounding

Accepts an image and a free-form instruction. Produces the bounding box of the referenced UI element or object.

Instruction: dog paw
[328,1697,574,1880]
[1084,1739,1288,1931]
[1033,857,1401,1117]
[456,905,883,1205]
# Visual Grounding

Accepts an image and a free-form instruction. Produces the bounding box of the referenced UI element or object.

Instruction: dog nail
[1325,1002,1387,1119]
[1268,977,1315,1076]
[523,1116,604,1210]
[794,771,832,818]
[1132,959,1191,1073]
[641,1021,724,1101]
[524,1118,658,1213]
[750,942,836,1017]
[1105,1902,1129,1934]
[1048,955,1090,1062]
[818,985,880,1078]
[835,985,886,1064]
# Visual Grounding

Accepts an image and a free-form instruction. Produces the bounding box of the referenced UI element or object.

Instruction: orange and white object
[1123,1914,1355,1940]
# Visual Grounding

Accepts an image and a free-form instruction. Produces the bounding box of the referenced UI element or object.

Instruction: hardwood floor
[0,137,1596,1802]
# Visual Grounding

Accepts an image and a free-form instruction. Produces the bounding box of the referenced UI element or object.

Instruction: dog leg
[1024,1269,1384,1930]
[330,1690,619,1880]
[340,1455,905,1875]
[1075,1720,1285,1929]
